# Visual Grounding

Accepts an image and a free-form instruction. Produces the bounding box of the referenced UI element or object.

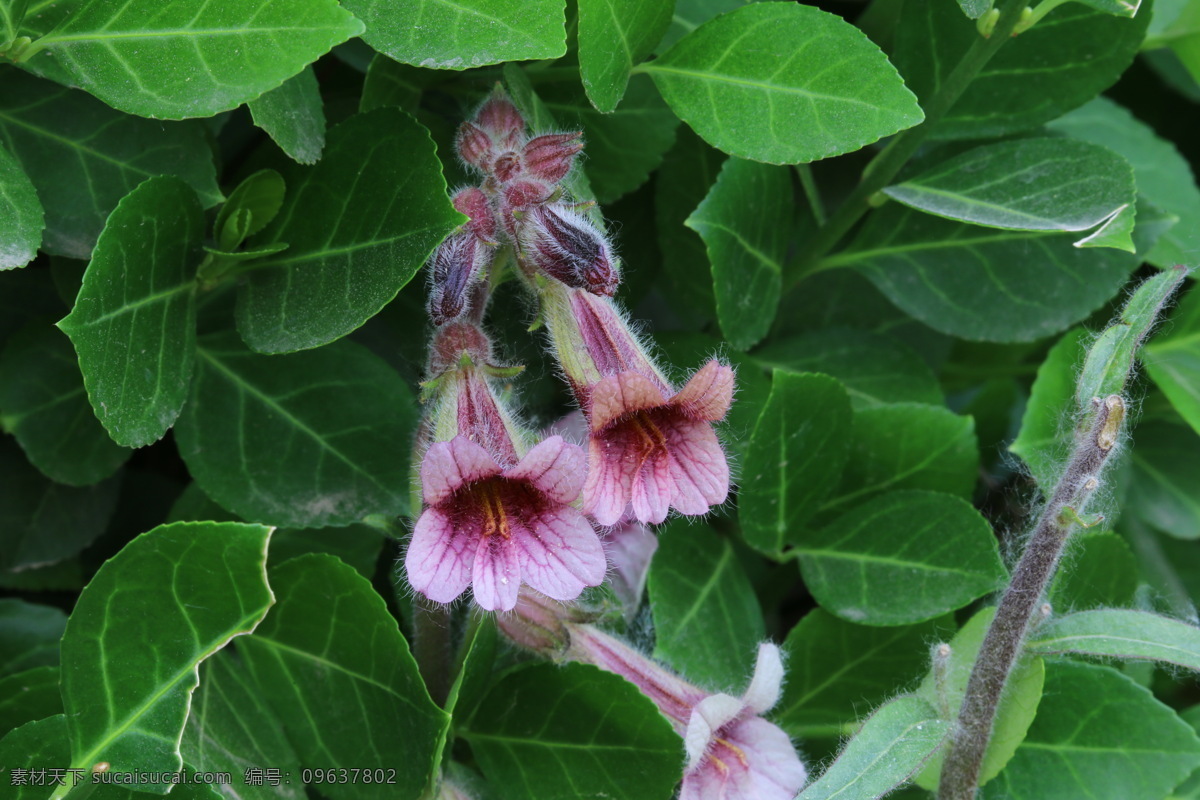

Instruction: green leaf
[645,2,923,164]
[654,126,720,325]
[360,54,429,113]
[268,524,383,579]
[1029,609,1200,670]
[957,0,993,18]
[58,176,203,448]
[797,695,948,800]
[0,715,72,800]
[578,0,673,112]
[0,598,66,677]
[214,169,287,252]
[0,437,120,572]
[1073,0,1143,16]
[20,0,363,120]
[60,521,273,792]
[444,615,498,724]
[796,490,1006,626]
[1048,96,1200,268]
[0,68,219,259]
[176,331,417,527]
[685,156,790,349]
[648,521,765,687]
[1145,286,1200,436]
[894,2,1149,140]
[0,666,61,737]
[841,204,1138,342]
[753,329,942,410]
[239,555,448,800]
[657,0,744,53]
[1074,201,1136,252]
[1075,266,1188,406]
[340,0,566,69]
[1010,328,1086,490]
[775,610,946,739]
[1129,420,1200,540]
[0,322,129,485]
[463,662,681,800]
[980,661,1200,800]
[1048,531,1138,608]
[739,371,852,556]
[914,608,1045,789]
[182,652,303,800]
[237,109,461,353]
[247,67,325,166]
[0,141,42,269]
[883,138,1135,248]
[824,403,978,513]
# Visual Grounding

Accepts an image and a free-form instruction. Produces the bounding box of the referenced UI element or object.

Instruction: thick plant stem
[785,0,1028,287]
[413,601,453,707]
[937,395,1126,800]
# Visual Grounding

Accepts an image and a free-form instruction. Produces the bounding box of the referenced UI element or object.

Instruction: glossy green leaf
[740,371,852,556]
[686,156,790,349]
[823,403,978,513]
[182,651,303,800]
[1074,201,1136,252]
[0,322,129,485]
[1129,420,1200,540]
[20,0,363,119]
[237,109,461,353]
[341,0,566,69]
[1048,531,1138,608]
[0,438,120,572]
[0,68,219,259]
[578,0,672,111]
[1010,328,1086,490]
[797,695,948,800]
[1029,609,1200,669]
[247,67,325,166]
[658,0,744,53]
[648,521,764,687]
[883,138,1135,248]
[463,662,681,800]
[980,661,1200,800]
[957,0,992,18]
[239,555,448,800]
[60,521,273,792]
[1145,287,1200,436]
[1048,96,1200,268]
[214,170,287,252]
[842,204,1137,342]
[796,491,1006,626]
[654,127,720,325]
[753,329,942,410]
[0,666,61,737]
[0,598,66,677]
[0,141,41,269]
[58,176,203,448]
[775,610,945,739]
[645,2,923,164]
[176,331,416,527]
[894,2,1149,140]
[914,608,1044,789]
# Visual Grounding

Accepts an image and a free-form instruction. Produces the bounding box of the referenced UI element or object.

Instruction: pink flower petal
[630,445,672,525]
[514,506,606,600]
[662,417,729,516]
[685,693,745,768]
[405,508,473,604]
[589,370,669,432]
[673,360,735,422]
[421,437,502,505]
[723,717,808,800]
[603,519,658,615]
[504,435,585,504]
[471,534,521,611]
[583,435,632,526]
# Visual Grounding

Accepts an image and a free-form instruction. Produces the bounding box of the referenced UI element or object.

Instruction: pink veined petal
[662,417,729,516]
[421,437,502,505]
[583,435,632,526]
[405,508,474,604]
[589,370,669,432]
[471,533,521,612]
[673,360,735,422]
[685,693,746,769]
[630,444,672,525]
[504,435,586,504]
[721,716,808,800]
[514,505,607,601]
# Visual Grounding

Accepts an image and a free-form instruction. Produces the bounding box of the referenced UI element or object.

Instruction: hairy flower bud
[427,232,491,327]
[519,204,619,297]
[474,92,526,150]
[523,132,584,184]
[455,121,493,171]
[452,186,497,243]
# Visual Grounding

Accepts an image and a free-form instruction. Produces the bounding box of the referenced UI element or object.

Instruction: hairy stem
[785,0,1028,287]
[937,395,1126,800]
[413,601,454,707]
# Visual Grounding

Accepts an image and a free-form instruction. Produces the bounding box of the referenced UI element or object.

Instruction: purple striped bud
[519,204,619,297]
[427,232,490,326]
[523,132,584,184]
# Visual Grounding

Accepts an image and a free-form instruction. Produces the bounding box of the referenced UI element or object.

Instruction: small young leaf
[239,555,449,800]
[686,156,791,349]
[740,371,852,556]
[1029,609,1200,669]
[247,67,326,165]
[1145,286,1200,436]
[578,0,673,112]
[0,598,66,677]
[1129,420,1200,540]
[1010,328,1086,490]
[463,662,682,800]
[646,2,923,164]
[58,176,204,448]
[60,521,274,792]
[648,521,765,688]
[0,141,42,269]
[214,170,288,252]
[797,491,1007,626]
[797,695,948,800]
[0,666,61,737]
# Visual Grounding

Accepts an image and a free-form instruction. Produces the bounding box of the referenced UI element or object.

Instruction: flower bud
[428,320,493,375]
[474,92,526,151]
[427,232,490,327]
[455,121,493,171]
[523,132,584,184]
[520,204,619,297]
[452,187,497,243]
